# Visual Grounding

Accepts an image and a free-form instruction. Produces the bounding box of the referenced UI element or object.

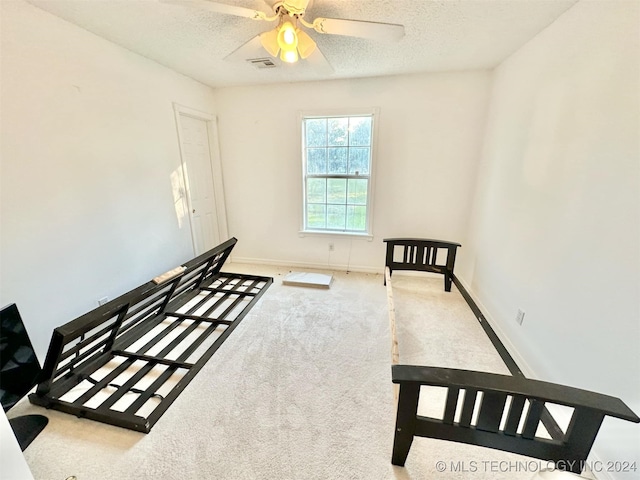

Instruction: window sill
[299,230,373,241]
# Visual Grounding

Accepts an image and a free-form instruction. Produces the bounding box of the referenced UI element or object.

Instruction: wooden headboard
[383,238,461,291]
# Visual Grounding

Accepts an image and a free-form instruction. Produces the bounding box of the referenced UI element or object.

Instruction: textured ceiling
[26,0,579,88]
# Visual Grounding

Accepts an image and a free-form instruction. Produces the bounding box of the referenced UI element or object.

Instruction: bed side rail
[383,238,461,291]
[391,364,640,472]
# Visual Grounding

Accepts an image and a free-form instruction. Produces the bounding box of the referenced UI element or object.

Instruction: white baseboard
[229,255,383,275]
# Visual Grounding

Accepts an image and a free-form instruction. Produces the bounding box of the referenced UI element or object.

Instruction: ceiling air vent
[247,58,277,69]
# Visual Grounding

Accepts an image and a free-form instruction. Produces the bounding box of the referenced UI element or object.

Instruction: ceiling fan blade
[224,35,266,61]
[160,0,270,20]
[311,17,405,41]
[304,47,334,75]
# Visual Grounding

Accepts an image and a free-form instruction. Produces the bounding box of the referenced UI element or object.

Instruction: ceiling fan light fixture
[259,29,280,57]
[280,46,299,63]
[277,21,298,49]
[296,28,316,59]
[280,0,309,16]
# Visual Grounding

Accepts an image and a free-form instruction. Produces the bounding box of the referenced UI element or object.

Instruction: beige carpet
[9,264,584,480]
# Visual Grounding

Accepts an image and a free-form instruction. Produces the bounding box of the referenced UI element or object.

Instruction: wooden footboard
[29,238,272,433]
[391,365,639,472]
[383,238,461,291]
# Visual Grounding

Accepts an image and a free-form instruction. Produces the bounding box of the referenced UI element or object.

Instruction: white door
[174,105,227,255]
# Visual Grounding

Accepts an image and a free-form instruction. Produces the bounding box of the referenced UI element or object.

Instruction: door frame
[173,103,229,255]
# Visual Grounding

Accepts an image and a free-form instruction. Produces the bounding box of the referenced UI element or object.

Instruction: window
[301,112,376,235]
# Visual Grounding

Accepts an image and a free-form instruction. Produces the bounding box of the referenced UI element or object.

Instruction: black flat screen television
[0,303,48,450]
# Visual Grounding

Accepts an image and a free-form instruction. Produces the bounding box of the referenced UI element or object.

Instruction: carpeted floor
[9,264,585,480]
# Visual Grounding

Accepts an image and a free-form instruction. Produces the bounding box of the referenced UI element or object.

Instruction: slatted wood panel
[390,365,639,473]
[383,238,461,292]
[30,238,272,433]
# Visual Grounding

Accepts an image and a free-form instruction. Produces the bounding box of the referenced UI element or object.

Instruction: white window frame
[298,108,379,239]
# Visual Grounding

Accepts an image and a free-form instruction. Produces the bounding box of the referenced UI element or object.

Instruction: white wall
[213,72,491,272]
[460,0,639,474]
[0,0,217,358]
[3,0,636,471]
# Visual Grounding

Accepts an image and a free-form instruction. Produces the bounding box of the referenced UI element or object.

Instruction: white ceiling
[26,0,579,88]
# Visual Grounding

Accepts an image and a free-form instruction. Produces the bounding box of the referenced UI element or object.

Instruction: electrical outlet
[98,296,109,306]
[328,243,335,251]
[516,309,525,325]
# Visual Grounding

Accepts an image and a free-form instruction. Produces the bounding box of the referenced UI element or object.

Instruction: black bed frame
[384,238,639,473]
[383,238,461,292]
[30,238,272,433]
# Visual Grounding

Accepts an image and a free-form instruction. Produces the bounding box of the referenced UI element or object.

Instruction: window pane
[327,178,347,204]
[305,119,326,147]
[347,179,368,205]
[349,117,372,146]
[327,205,346,229]
[328,118,348,146]
[328,147,348,174]
[307,178,326,204]
[302,114,374,233]
[348,147,370,175]
[307,204,326,229]
[346,205,367,231]
[307,148,327,174]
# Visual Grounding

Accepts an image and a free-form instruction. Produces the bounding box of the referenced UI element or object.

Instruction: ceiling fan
[161,0,405,69]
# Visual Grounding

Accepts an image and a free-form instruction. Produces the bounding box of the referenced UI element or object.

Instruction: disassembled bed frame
[30,238,272,433]
[384,238,639,473]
